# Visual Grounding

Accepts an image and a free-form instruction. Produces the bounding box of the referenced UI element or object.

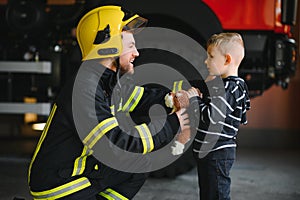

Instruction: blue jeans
[195,148,235,200]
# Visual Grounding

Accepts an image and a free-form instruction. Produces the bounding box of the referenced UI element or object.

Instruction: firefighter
[28,5,190,200]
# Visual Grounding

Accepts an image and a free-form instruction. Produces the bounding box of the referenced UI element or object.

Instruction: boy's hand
[174,90,190,110]
[187,87,202,98]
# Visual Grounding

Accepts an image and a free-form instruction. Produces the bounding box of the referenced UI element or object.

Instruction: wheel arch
[122,0,222,46]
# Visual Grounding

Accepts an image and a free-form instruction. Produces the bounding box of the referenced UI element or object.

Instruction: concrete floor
[1,138,299,200]
[135,148,300,200]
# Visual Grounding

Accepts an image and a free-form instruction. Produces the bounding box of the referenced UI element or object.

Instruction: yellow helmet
[76,5,147,61]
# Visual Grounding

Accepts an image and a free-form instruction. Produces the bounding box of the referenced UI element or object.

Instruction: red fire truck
[0,0,298,176]
[124,0,298,97]
[123,0,299,177]
[203,0,298,96]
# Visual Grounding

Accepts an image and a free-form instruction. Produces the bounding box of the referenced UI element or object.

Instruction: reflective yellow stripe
[117,98,123,112]
[99,188,128,200]
[28,104,57,184]
[31,177,91,199]
[172,80,183,92]
[83,117,118,149]
[110,105,115,116]
[122,86,144,112]
[135,124,154,154]
[72,145,93,176]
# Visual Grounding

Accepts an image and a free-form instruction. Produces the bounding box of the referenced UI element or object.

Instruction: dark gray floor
[1,140,300,200]
[135,148,300,200]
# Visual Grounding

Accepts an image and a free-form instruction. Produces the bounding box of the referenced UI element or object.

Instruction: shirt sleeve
[189,82,238,132]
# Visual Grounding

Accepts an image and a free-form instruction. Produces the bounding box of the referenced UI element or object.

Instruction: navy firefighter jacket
[28,60,180,195]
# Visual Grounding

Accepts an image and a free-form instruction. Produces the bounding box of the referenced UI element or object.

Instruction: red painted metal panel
[0,0,7,5]
[202,0,275,30]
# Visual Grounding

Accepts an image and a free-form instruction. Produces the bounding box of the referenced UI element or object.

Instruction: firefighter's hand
[165,90,191,113]
[176,128,191,144]
[174,90,190,110]
[172,109,191,155]
[171,127,191,155]
[171,141,185,155]
[175,108,190,131]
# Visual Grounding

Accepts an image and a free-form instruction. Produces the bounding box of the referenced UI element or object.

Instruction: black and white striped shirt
[191,76,250,157]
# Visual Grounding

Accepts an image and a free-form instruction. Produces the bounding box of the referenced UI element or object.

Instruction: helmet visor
[123,16,148,33]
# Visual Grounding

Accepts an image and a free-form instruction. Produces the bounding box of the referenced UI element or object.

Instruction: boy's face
[119,31,139,74]
[205,45,227,77]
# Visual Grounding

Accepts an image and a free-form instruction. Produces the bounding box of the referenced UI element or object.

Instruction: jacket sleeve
[93,94,179,154]
[77,78,180,155]
[116,75,172,114]
[118,78,205,115]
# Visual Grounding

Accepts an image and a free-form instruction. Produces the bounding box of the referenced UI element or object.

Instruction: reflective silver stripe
[135,124,154,154]
[122,86,144,112]
[72,145,93,176]
[99,188,128,200]
[31,177,91,199]
[172,80,183,92]
[83,117,118,149]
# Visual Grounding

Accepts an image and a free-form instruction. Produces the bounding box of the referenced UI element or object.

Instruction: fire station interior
[0,0,300,200]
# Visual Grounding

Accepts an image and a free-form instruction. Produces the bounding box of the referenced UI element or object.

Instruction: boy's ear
[225,54,231,65]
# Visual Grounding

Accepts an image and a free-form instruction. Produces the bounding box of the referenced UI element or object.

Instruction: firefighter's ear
[224,53,231,65]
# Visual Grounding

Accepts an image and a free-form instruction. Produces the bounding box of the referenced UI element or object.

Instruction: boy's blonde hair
[207,32,245,65]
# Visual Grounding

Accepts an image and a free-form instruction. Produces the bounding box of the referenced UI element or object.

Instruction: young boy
[191,32,251,200]
[170,32,251,199]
